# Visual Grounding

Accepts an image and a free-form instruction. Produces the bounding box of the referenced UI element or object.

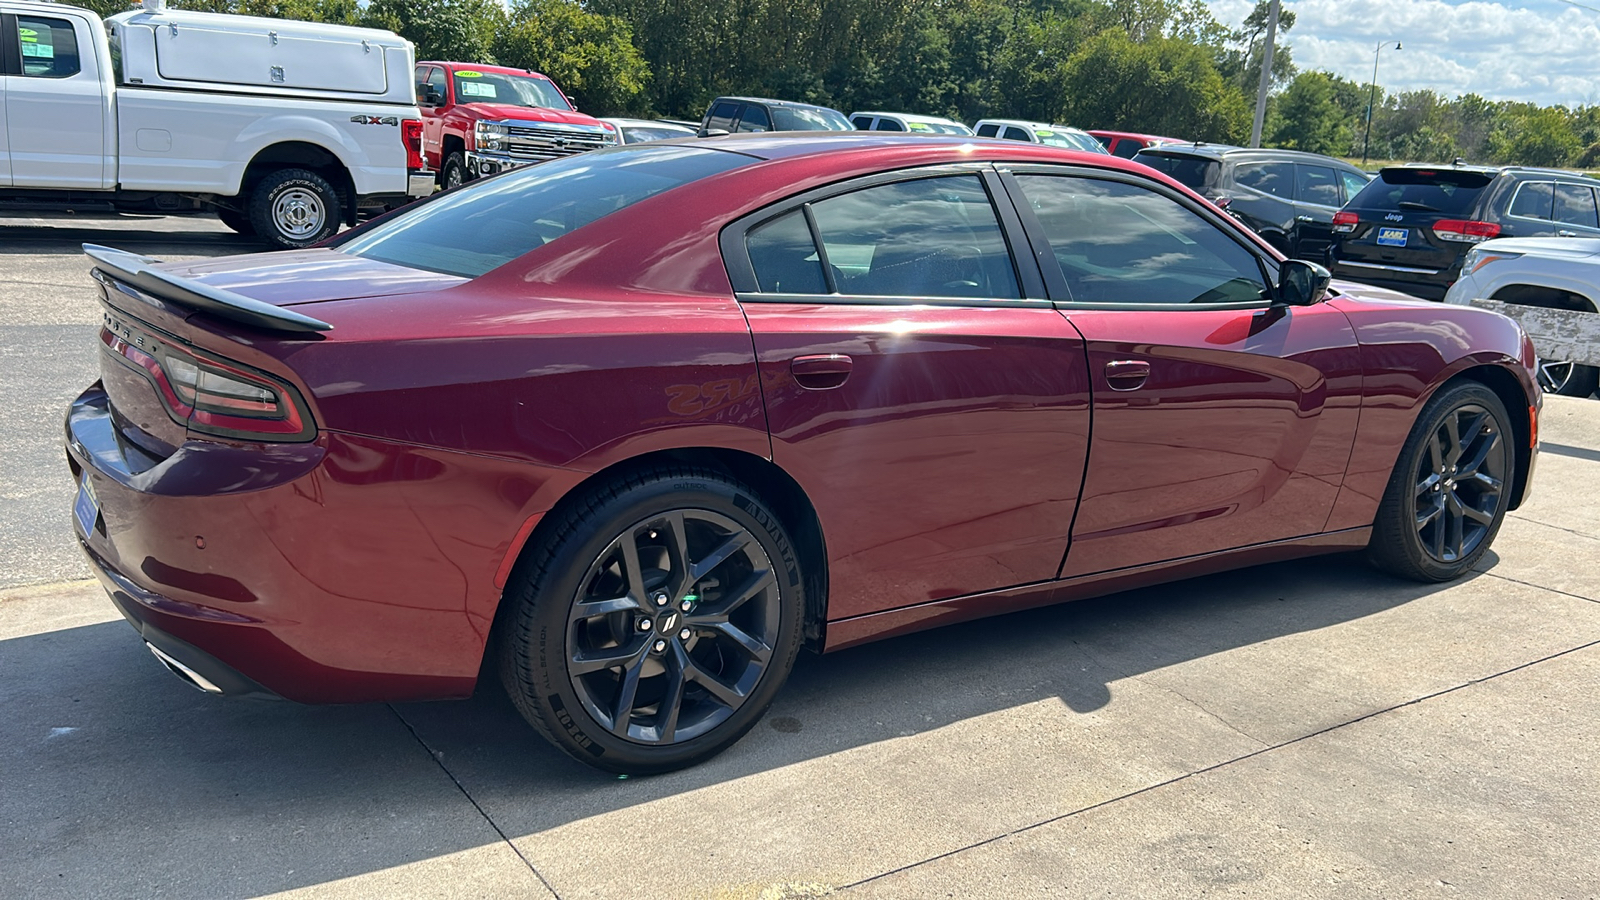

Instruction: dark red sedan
[66,135,1540,773]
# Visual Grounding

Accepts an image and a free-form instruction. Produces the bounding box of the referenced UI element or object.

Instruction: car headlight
[474,121,508,151]
[1463,247,1521,275]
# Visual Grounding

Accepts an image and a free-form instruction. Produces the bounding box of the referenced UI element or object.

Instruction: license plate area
[1376,227,1408,247]
[74,472,101,536]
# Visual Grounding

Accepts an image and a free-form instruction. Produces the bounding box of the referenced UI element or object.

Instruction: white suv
[849,111,972,135]
[973,119,1108,153]
[1444,237,1600,397]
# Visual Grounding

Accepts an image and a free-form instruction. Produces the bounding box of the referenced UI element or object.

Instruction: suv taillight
[402,119,425,170]
[101,327,314,441]
[1432,219,1501,243]
[1332,211,1359,233]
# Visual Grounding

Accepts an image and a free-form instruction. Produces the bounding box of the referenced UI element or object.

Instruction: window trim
[0,15,17,77]
[12,13,83,79]
[720,162,1049,307]
[996,163,1282,310]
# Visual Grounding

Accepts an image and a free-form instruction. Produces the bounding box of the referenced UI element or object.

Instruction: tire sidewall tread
[248,168,341,249]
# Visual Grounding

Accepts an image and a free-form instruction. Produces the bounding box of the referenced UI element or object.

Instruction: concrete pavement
[1,213,1597,898]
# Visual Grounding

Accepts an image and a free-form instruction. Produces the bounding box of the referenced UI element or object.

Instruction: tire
[441,152,466,190]
[498,466,805,773]
[216,208,255,236]
[1368,381,1514,582]
[248,168,341,249]
[1537,359,1599,398]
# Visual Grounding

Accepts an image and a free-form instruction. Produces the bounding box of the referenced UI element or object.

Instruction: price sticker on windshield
[1376,227,1408,247]
[456,71,482,78]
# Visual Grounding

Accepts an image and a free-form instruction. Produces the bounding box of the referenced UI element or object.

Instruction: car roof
[603,117,694,129]
[419,62,556,80]
[1087,130,1178,141]
[851,111,966,126]
[682,131,1148,165]
[1140,145,1369,169]
[714,96,843,113]
[1377,163,1600,183]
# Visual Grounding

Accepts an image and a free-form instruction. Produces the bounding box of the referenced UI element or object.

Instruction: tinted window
[851,116,873,130]
[1509,181,1555,220]
[1296,165,1342,206]
[1112,141,1142,159]
[735,104,771,133]
[1235,162,1294,198]
[1013,175,1269,305]
[1134,153,1222,193]
[1095,135,1114,149]
[747,210,827,294]
[976,124,999,137]
[1350,168,1492,216]
[1339,171,1369,203]
[874,118,905,132]
[771,106,853,131]
[1553,183,1599,228]
[339,146,751,278]
[1001,127,1031,142]
[705,101,739,132]
[17,16,81,78]
[425,67,447,104]
[807,176,1020,299]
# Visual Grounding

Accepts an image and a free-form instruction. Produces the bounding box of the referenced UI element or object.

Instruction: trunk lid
[1335,167,1496,274]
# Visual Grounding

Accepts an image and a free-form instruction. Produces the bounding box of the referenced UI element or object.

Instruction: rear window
[338,145,751,278]
[1350,168,1494,216]
[1134,153,1221,192]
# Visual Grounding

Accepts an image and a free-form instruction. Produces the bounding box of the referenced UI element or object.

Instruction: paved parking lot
[2,214,1598,898]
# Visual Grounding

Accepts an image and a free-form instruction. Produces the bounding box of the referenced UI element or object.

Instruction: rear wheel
[248,168,341,249]
[1537,359,1599,397]
[1368,382,1513,582]
[498,467,804,773]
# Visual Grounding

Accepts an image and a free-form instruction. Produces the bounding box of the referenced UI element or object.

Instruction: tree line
[81,0,1600,168]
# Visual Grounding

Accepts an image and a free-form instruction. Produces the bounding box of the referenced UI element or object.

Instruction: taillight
[1432,219,1501,243]
[402,119,425,170]
[1332,211,1359,233]
[100,327,314,441]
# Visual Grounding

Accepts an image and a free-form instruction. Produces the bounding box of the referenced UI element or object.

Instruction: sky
[1201,0,1600,106]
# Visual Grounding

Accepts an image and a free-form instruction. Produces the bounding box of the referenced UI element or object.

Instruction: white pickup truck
[0,0,432,247]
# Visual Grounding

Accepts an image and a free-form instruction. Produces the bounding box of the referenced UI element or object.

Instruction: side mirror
[698,127,730,138]
[1277,259,1332,306]
[421,85,443,106]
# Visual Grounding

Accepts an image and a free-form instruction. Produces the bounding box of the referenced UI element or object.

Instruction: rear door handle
[791,354,853,390]
[1104,359,1150,391]
[1558,230,1579,237]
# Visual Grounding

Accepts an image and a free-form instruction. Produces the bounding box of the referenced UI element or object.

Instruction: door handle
[1558,230,1579,237]
[1296,215,1315,223]
[1104,359,1150,391]
[791,354,853,390]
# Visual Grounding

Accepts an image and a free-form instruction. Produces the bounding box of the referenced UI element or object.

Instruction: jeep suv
[697,97,853,136]
[1328,163,1600,300]
[1132,145,1370,262]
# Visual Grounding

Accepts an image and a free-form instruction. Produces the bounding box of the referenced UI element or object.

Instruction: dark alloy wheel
[441,152,466,190]
[498,467,804,773]
[1369,382,1513,582]
[1536,358,1599,398]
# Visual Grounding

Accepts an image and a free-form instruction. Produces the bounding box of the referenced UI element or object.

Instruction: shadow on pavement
[0,216,269,256]
[0,550,1464,897]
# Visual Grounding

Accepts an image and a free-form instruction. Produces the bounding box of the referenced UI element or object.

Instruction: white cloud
[1203,0,1600,105]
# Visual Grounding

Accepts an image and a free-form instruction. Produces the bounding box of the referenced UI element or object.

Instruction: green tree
[1056,30,1250,141]
[1268,71,1346,155]
[1491,105,1582,167]
[365,0,503,65]
[493,0,650,115]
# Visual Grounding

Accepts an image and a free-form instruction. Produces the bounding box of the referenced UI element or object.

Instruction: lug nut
[652,592,669,607]
[679,599,692,612]
[679,628,692,640]
[637,618,652,631]
[652,639,668,653]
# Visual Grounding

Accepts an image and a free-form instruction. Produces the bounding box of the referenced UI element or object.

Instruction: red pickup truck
[412,61,616,187]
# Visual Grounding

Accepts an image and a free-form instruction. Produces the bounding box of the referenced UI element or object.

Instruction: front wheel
[248,168,342,249]
[498,467,805,773]
[1368,382,1514,582]
[441,152,466,190]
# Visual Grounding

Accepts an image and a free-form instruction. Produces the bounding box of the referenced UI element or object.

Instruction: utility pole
[1362,41,1401,166]
[1248,0,1280,148]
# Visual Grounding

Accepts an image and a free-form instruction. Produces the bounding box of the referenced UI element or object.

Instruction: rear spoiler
[83,244,333,334]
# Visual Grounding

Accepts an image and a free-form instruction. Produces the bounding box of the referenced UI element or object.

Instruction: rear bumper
[64,383,504,704]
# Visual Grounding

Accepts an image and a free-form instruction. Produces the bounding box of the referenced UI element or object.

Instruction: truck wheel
[1537,359,1599,398]
[441,152,467,190]
[249,168,341,249]
[216,208,255,236]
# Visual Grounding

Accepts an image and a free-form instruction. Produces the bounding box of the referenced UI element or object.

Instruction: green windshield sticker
[909,122,932,132]
[19,27,37,40]
[1035,129,1054,137]
[455,71,482,78]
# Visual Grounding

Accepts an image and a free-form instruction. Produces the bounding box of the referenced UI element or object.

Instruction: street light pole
[1362,40,1401,166]
[1248,0,1280,148]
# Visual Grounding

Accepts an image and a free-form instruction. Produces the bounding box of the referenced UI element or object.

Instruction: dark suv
[697,97,854,136]
[1132,145,1371,262]
[1329,163,1600,300]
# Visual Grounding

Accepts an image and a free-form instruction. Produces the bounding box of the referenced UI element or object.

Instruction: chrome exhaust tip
[145,642,223,694]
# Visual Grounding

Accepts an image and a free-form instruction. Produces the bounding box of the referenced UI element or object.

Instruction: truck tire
[248,168,341,249]
[441,152,467,190]
[216,208,255,236]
